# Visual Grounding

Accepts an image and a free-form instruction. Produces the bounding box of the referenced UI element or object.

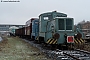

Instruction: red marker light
[67,36,74,43]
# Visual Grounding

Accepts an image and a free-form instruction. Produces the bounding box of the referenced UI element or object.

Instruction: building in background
[77,20,90,38]
[0,24,25,32]
[0,24,25,36]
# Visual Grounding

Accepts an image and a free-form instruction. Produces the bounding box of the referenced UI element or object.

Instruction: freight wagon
[25,18,38,39]
[31,19,39,41]
[15,18,39,40]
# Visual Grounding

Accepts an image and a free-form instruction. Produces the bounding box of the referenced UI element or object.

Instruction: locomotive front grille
[58,19,64,30]
[58,18,73,30]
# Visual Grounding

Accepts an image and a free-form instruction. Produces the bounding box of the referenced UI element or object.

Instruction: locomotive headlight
[74,33,82,39]
[75,34,77,36]
[74,34,77,38]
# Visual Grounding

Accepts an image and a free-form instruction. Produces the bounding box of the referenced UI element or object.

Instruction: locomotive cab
[38,11,84,45]
[38,11,67,43]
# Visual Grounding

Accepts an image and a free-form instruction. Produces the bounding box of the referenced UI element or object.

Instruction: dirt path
[0,37,51,60]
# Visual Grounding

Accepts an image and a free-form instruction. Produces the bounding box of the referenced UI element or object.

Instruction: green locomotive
[37,11,84,48]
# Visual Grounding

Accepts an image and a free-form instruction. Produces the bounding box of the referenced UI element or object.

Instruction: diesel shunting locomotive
[15,11,85,48]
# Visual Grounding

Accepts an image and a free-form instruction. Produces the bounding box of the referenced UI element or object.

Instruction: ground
[83,43,90,52]
[0,36,51,60]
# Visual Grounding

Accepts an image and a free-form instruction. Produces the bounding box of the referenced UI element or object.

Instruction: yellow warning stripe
[74,39,78,44]
[74,38,85,44]
[77,38,81,44]
[78,40,81,44]
[46,39,52,43]
[46,38,57,44]
[49,39,54,44]
[53,39,57,44]
[79,39,83,43]
[80,38,84,43]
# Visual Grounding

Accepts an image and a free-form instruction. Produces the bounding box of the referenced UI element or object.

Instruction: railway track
[23,39,90,60]
[45,49,90,60]
[63,50,90,60]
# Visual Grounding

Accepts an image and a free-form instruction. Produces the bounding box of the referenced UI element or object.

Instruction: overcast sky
[0,0,90,25]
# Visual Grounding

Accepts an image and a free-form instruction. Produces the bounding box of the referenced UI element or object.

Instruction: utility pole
[1,0,2,2]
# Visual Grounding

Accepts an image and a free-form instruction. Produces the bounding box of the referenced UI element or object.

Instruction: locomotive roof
[55,17,73,19]
[39,11,67,16]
